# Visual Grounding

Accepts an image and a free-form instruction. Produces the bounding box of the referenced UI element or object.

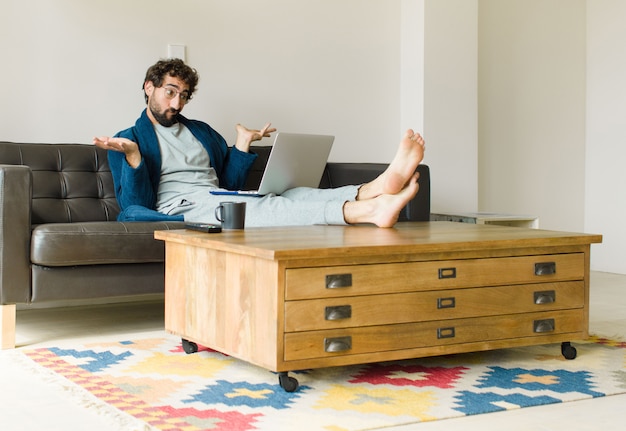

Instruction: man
[94,58,425,228]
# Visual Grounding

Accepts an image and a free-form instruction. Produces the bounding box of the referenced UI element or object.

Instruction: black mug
[215,201,246,230]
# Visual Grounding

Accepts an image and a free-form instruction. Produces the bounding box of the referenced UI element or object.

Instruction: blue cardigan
[108,109,257,221]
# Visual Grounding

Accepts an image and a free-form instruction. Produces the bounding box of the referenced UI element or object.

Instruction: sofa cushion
[31,221,184,266]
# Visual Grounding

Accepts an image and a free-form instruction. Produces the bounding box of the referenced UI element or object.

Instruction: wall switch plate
[167,44,186,61]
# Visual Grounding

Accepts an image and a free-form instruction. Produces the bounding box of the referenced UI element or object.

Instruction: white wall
[586,0,626,273]
[424,0,478,213]
[1,0,477,215]
[1,0,402,164]
[477,0,587,233]
[400,0,425,134]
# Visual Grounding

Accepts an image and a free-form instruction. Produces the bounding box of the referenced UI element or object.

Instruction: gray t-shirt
[153,123,219,214]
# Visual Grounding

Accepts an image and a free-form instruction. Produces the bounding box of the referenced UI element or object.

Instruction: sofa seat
[31,221,183,266]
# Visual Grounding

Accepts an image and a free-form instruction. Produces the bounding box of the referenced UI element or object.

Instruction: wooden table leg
[1,304,16,349]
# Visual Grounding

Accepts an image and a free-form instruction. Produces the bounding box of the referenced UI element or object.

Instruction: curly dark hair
[143,58,199,103]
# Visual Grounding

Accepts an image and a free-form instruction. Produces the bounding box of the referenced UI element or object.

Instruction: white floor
[0,271,624,431]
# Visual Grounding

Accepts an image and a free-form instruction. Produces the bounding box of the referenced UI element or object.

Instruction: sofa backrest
[0,142,120,224]
[0,142,430,225]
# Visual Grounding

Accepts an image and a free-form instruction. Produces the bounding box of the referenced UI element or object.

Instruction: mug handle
[215,205,224,222]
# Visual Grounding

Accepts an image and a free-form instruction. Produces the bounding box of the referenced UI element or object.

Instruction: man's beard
[149,101,180,127]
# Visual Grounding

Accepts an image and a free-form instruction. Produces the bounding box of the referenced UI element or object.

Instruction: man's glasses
[162,85,192,103]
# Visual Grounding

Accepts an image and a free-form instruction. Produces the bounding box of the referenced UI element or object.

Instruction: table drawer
[284,281,584,332]
[284,309,584,361]
[285,253,584,300]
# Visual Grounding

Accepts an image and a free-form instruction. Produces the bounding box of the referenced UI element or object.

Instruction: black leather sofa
[0,142,430,348]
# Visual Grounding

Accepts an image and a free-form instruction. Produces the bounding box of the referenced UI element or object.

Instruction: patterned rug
[19,335,626,431]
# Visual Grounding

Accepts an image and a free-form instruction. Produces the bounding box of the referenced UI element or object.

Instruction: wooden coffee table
[155,222,601,392]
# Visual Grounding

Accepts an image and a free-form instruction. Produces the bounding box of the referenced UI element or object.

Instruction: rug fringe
[10,350,155,431]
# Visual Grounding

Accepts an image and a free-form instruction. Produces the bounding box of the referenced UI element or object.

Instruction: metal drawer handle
[534,290,556,304]
[438,267,457,279]
[437,327,456,339]
[437,297,456,309]
[324,336,352,352]
[325,305,352,320]
[326,274,352,289]
[533,318,555,333]
[535,262,556,276]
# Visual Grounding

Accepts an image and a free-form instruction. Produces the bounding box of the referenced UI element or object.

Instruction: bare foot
[357,130,425,200]
[344,173,420,228]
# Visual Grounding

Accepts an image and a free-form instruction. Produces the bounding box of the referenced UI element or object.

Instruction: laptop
[210,132,334,196]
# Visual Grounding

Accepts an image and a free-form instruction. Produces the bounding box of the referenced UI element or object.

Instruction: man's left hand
[235,123,276,152]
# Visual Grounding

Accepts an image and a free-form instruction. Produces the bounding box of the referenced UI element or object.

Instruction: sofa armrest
[0,165,32,304]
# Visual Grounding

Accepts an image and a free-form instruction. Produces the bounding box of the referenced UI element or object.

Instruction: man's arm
[183,119,266,191]
[93,136,142,167]
[93,136,156,210]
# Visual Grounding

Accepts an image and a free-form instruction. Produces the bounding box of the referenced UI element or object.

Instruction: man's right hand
[93,136,142,168]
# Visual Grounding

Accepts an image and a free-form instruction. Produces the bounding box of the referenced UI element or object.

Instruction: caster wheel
[561,342,577,360]
[182,338,198,354]
[278,372,299,392]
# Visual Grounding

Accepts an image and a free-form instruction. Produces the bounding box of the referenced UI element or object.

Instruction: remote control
[184,222,222,233]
